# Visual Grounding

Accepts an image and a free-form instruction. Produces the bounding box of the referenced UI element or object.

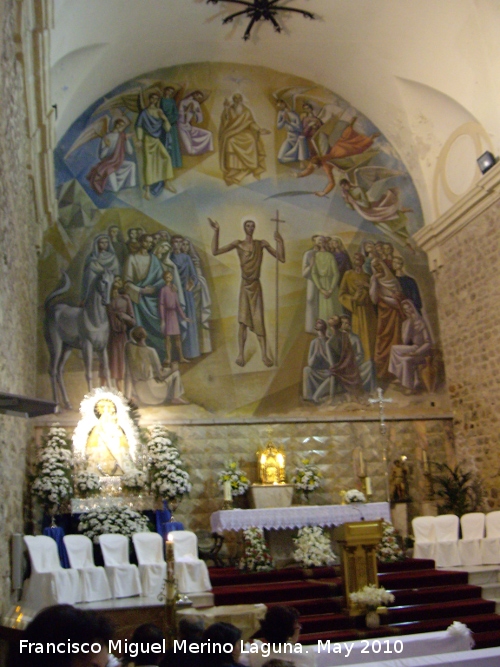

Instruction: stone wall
[432,196,500,508]
[0,0,39,616]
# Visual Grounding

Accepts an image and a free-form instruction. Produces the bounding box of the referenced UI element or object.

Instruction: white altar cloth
[313,629,472,667]
[335,645,499,667]
[210,502,390,533]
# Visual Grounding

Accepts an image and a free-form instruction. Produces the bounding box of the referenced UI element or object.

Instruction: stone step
[481,582,500,600]
[465,567,500,586]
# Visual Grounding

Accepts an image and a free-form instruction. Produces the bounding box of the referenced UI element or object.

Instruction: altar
[211,502,391,567]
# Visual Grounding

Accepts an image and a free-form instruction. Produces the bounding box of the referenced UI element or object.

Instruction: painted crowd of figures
[66,83,413,251]
[302,236,434,403]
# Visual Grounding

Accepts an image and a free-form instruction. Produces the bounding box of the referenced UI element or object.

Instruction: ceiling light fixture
[207,0,316,41]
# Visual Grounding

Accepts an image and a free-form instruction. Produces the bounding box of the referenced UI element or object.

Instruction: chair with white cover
[168,530,212,594]
[63,535,112,602]
[412,516,436,561]
[482,510,500,564]
[132,532,166,598]
[458,512,485,566]
[434,514,461,567]
[98,534,142,598]
[23,535,82,608]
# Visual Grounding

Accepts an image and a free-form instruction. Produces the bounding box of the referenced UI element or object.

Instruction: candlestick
[223,480,232,502]
[358,450,366,477]
[422,450,429,474]
[365,476,372,496]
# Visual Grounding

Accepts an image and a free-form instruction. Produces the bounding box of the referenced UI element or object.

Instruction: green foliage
[432,462,484,517]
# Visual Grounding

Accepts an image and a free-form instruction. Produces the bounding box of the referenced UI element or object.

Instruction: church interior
[2,1,500,665]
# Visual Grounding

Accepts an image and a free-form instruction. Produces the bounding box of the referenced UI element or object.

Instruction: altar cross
[369,387,393,502]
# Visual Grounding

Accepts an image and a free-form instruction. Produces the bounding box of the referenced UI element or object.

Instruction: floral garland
[121,469,148,494]
[240,527,274,572]
[292,458,322,497]
[74,470,101,498]
[32,424,73,513]
[218,461,250,497]
[293,526,337,567]
[377,520,404,563]
[147,425,192,501]
[344,489,366,503]
[78,505,150,543]
[349,584,395,611]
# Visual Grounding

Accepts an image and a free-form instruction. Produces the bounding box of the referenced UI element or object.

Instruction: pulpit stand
[333,520,383,616]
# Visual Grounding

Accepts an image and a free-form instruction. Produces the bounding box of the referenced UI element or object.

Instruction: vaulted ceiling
[51,0,500,222]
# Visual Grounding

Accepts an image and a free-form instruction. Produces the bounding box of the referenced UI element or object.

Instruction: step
[390,612,500,636]
[300,612,355,633]
[212,579,338,605]
[391,584,482,606]
[473,629,500,650]
[465,567,500,586]
[379,568,469,589]
[378,559,435,573]
[266,597,343,615]
[386,598,496,624]
[208,565,340,587]
[481,583,500,599]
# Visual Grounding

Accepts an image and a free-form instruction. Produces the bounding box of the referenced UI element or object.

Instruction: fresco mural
[38,62,448,419]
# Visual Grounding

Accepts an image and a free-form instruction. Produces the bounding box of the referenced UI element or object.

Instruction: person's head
[259,606,301,644]
[311,234,322,249]
[163,270,173,284]
[128,228,139,241]
[382,242,394,257]
[339,178,350,192]
[402,300,415,319]
[108,226,120,241]
[232,93,243,105]
[201,622,242,666]
[126,623,164,666]
[328,315,341,332]
[131,326,148,343]
[148,92,160,106]
[302,101,313,114]
[94,398,117,419]
[139,234,154,251]
[178,617,204,643]
[181,239,191,254]
[362,240,374,256]
[314,318,327,335]
[374,241,385,257]
[163,86,175,98]
[353,252,364,268]
[340,315,351,332]
[276,99,288,110]
[171,235,184,252]
[21,605,113,667]
[371,257,384,276]
[112,118,126,132]
[96,236,109,253]
[243,219,255,236]
[392,256,404,272]
[112,276,124,292]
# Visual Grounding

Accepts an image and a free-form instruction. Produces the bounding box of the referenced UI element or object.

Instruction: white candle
[365,477,372,495]
[223,480,232,502]
[358,451,366,477]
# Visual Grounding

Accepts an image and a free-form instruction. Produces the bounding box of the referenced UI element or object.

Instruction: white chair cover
[434,514,461,567]
[98,534,142,598]
[23,535,82,608]
[458,512,484,566]
[168,530,212,594]
[63,535,112,602]
[481,510,500,564]
[412,516,436,561]
[132,532,166,598]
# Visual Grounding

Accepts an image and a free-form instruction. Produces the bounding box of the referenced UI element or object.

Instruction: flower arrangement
[344,489,366,503]
[349,584,394,611]
[74,470,101,498]
[377,520,404,563]
[78,505,150,543]
[349,584,395,611]
[121,469,148,494]
[240,527,274,572]
[147,425,192,501]
[218,461,250,497]
[293,526,337,567]
[32,424,73,513]
[292,458,322,499]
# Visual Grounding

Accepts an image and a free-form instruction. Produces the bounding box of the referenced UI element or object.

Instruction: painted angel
[339,166,414,250]
[273,86,310,165]
[65,113,136,195]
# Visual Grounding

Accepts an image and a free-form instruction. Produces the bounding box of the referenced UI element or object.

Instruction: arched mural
[38,62,447,418]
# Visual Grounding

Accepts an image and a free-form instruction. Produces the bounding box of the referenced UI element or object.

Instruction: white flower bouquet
[74,471,101,498]
[32,424,73,513]
[121,469,148,494]
[377,520,404,563]
[344,489,366,503]
[218,461,250,497]
[293,526,338,567]
[78,505,150,543]
[292,458,322,498]
[240,527,274,572]
[350,584,395,611]
[147,425,192,501]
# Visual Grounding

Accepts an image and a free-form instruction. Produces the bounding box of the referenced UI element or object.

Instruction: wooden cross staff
[271,210,286,367]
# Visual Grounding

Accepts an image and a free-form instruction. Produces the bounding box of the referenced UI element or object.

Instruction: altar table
[210,502,391,533]
[313,629,472,667]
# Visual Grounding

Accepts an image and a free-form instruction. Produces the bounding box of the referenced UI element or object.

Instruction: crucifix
[270,210,286,366]
[368,387,393,502]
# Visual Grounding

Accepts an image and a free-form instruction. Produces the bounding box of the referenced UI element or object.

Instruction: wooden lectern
[333,520,383,615]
